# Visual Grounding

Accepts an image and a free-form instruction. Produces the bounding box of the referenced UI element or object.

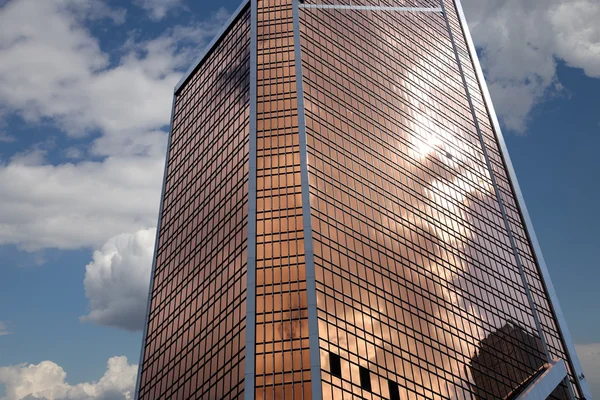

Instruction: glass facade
[300,1,578,399]
[254,0,313,398]
[136,1,589,399]
[137,8,251,399]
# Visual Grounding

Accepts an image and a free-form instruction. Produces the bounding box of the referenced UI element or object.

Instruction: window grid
[443,0,576,395]
[301,3,572,399]
[138,7,251,400]
[304,0,441,9]
[254,1,312,399]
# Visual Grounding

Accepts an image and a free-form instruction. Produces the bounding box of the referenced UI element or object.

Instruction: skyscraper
[135,0,592,399]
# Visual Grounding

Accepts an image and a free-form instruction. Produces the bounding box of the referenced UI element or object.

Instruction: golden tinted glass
[300,1,576,399]
[137,8,251,399]
[254,0,312,399]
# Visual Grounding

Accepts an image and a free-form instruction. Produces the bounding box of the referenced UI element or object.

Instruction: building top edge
[174,0,250,95]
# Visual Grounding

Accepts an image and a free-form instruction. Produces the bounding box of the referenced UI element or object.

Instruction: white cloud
[0,356,137,400]
[0,0,229,251]
[81,229,156,331]
[550,2,600,78]
[0,321,12,336]
[576,343,600,399]
[0,0,226,144]
[133,0,184,20]
[461,0,600,132]
[61,0,127,24]
[63,147,85,160]
[0,155,164,251]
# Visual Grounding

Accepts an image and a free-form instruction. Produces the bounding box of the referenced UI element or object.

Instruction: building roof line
[174,0,250,95]
[298,4,442,12]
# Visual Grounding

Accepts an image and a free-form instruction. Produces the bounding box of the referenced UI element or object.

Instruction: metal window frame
[244,0,258,398]
[515,359,569,400]
[293,1,324,399]
[452,0,592,397]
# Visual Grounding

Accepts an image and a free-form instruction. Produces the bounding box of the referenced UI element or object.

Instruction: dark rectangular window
[329,352,342,378]
[359,366,371,392]
[388,379,400,400]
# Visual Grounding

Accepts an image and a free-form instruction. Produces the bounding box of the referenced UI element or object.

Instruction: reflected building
[469,323,555,399]
[135,0,592,399]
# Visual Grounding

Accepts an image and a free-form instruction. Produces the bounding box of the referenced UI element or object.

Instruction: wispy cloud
[133,0,185,20]
[0,132,15,143]
[0,321,12,336]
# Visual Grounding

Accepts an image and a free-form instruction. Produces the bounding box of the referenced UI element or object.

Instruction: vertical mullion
[293,0,323,399]
[244,0,259,398]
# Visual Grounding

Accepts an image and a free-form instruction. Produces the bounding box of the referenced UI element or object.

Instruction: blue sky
[0,0,598,399]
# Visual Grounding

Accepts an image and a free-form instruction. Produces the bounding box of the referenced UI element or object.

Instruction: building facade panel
[299,3,576,399]
[137,7,251,399]
[254,0,313,398]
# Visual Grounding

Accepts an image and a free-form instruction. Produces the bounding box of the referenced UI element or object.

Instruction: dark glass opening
[329,352,342,378]
[359,366,371,392]
[388,379,400,400]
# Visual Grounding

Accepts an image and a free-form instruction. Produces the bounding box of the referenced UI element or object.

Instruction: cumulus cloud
[0,0,229,251]
[81,229,156,331]
[576,343,600,399]
[133,0,184,20]
[461,0,600,132]
[0,356,137,400]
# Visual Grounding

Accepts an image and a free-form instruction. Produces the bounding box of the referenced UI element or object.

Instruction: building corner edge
[134,94,177,400]
[243,0,258,399]
[293,0,323,398]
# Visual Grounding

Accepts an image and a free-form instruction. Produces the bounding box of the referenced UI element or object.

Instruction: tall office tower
[135,0,592,399]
